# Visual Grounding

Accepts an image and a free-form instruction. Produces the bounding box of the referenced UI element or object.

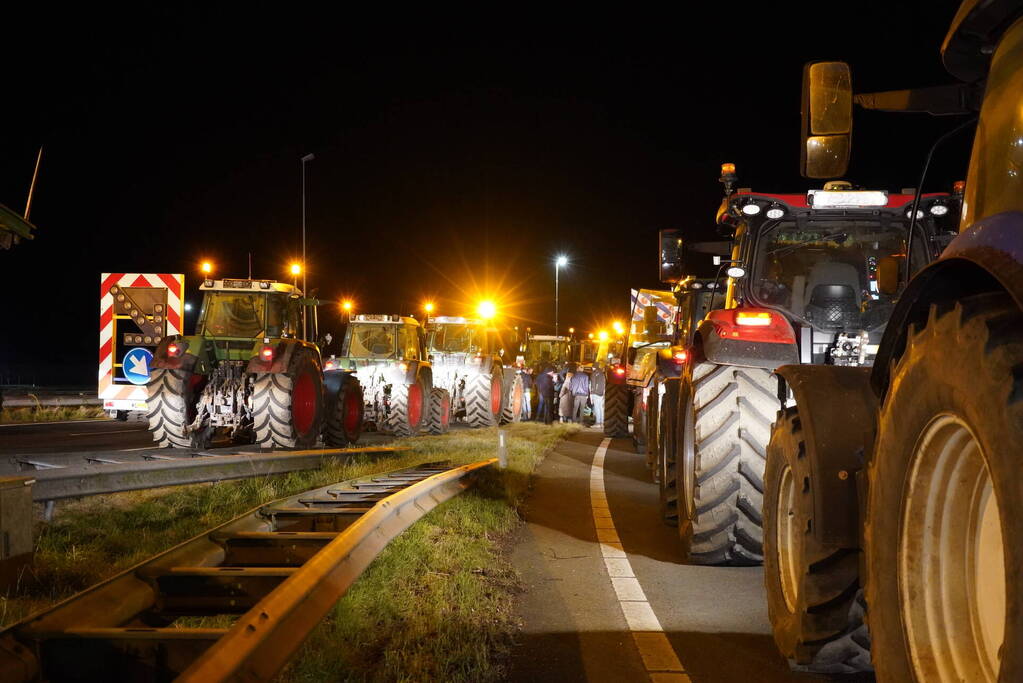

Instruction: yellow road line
[590,437,690,683]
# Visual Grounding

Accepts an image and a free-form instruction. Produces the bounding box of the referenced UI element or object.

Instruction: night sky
[1,3,971,385]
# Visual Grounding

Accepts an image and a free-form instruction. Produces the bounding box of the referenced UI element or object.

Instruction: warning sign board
[99,273,185,411]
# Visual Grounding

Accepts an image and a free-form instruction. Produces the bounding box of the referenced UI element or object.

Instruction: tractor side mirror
[877,255,901,295]
[801,61,853,179]
[627,347,637,365]
[659,229,686,284]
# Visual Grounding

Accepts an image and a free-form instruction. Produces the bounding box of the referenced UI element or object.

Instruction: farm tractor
[332,314,446,437]
[754,6,1023,678]
[426,315,506,428]
[147,277,364,450]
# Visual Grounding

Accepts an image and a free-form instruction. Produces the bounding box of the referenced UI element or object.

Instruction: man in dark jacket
[570,370,590,423]
[534,366,556,425]
[518,367,534,420]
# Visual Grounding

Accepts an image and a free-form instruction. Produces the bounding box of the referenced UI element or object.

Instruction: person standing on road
[570,370,590,423]
[535,366,556,425]
[559,371,575,423]
[519,366,534,420]
[590,367,606,427]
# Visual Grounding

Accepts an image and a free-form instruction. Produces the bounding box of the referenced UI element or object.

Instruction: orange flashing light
[953,180,966,195]
[736,311,773,326]
[721,162,736,176]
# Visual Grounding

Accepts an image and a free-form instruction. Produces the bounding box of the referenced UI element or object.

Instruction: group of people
[516,363,605,426]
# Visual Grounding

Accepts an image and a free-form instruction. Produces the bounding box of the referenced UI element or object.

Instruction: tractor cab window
[430,324,477,353]
[750,219,925,332]
[266,295,287,337]
[343,323,397,358]
[398,326,420,361]
[201,292,266,338]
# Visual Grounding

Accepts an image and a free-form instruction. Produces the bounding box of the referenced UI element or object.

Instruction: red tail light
[167,342,183,357]
[706,308,796,344]
[260,345,275,362]
[673,350,687,363]
[613,366,626,376]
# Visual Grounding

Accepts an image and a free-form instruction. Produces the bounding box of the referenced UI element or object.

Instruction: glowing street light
[478,300,497,320]
[598,330,609,341]
[201,261,213,275]
[612,321,625,335]
[554,254,569,337]
[424,302,435,315]
[588,332,594,340]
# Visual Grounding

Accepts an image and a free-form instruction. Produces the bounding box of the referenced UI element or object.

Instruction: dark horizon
[0,3,972,385]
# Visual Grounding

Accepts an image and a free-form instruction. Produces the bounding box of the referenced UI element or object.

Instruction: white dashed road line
[590,437,691,683]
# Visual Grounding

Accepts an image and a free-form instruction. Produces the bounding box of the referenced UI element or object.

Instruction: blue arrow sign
[122,347,154,385]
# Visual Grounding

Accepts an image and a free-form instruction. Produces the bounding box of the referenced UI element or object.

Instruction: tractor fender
[775,364,877,548]
[697,318,799,370]
[323,368,356,398]
[151,336,199,372]
[245,339,318,375]
[410,362,433,392]
[871,210,1023,397]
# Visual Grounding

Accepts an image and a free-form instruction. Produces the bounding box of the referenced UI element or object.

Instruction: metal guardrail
[1,390,101,409]
[19,446,404,503]
[0,458,495,682]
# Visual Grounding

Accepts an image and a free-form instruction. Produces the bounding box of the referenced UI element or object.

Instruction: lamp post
[301,153,314,338]
[555,255,568,337]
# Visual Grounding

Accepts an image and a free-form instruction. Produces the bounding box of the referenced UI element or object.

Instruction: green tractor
[146,277,363,450]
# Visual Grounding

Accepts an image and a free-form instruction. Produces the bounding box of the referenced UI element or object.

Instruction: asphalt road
[509,429,850,683]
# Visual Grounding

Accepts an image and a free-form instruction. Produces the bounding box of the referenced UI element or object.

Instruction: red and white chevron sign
[99,273,185,406]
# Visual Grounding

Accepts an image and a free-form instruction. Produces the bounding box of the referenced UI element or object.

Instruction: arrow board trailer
[99,273,185,418]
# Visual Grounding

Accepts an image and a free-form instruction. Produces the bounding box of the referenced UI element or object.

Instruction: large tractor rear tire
[632,387,648,451]
[427,387,451,435]
[763,406,871,673]
[603,379,629,438]
[866,293,1021,683]
[658,378,680,526]
[677,361,775,565]
[388,375,427,437]
[252,352,324,450]
[503,370,523,424]
[323,375,364,447]
[465,368,503,428]
[146,368,209,449]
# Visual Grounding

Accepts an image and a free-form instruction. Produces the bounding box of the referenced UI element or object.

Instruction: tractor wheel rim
[343,391,361,433]
[490,375,502,415]
[292,372,317,435]
[899,413,1004,683]
[777,463,799,614]
[407,382,423,427]
[680,395,696,519]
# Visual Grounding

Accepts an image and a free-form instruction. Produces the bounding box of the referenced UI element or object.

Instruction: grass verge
[1,422,578,680]
[0,405,107,423]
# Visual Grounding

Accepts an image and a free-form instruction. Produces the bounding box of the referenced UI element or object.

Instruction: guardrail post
[497,429,508,469]
[0,476,36,593]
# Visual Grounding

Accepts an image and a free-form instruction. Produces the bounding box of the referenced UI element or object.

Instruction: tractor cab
[426,316,487,356]
[340,315,425,364]
[725,184,958,364]
[197,279,302,340]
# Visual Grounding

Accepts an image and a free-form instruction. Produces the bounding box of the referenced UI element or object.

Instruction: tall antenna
[24,147,43,220]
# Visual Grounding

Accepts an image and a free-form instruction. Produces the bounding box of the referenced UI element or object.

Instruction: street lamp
[301,153,315,339]
[555,254,568,337]
[424,302,435,315]
[290,262,302,287]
